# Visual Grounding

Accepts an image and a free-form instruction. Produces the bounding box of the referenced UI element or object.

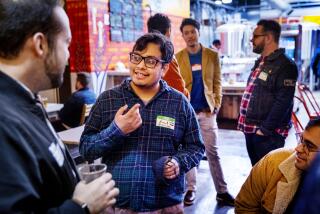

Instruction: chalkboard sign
[109,0,144,42]
[110,0,122,13]
[110,27,123,42]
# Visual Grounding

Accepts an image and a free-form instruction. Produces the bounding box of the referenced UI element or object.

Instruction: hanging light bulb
[215,0,222,5]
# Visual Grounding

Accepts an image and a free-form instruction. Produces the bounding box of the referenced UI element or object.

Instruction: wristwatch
[73,199,90,214]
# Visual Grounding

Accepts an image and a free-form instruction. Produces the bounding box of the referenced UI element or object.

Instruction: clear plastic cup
[78,163,107,183]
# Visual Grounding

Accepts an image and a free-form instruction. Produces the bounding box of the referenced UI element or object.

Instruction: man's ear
[161,63,169,77]
[165,28,171,39]
[32,32,49,57]
[265,33,273,44]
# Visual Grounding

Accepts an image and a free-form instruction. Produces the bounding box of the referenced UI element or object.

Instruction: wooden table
[45,103,63,121]
[58,125,85,164]
[58,125,84,145]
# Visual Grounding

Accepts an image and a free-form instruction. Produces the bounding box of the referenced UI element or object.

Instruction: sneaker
[216,192,235,206]
[184,190,196,206]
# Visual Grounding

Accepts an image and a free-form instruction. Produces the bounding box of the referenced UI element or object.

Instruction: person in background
[238,19,298,166]
[79,33,205,213]
[292,143,320,214]
[58,72,96,128]
[211,39,221,53]
[147,13,190,99]
[0,0,119,213]
[235,118,320,214]
[176,18,234,206]
[311,47,320,90]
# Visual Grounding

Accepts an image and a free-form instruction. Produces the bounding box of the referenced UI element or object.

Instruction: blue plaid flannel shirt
[79,79,204,212]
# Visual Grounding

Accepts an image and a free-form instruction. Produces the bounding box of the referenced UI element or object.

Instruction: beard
[44,51,64,88]
[253,43,265,54]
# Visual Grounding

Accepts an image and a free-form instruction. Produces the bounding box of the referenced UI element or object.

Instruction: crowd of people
[1,0,320,214]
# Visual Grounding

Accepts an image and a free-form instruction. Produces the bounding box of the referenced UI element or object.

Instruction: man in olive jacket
[176,18,234,206]
[236,118,320,214]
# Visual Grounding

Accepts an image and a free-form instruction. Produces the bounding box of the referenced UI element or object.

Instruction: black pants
[245,133,285,166]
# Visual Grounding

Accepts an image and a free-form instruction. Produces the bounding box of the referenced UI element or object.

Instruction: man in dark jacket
[311,47,320,90]
[238,19,298,166]
[59,72,96,128]
[0,0,118,213]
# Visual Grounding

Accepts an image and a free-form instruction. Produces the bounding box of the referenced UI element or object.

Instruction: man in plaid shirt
[79,33,205,213]
[238,19,298,166]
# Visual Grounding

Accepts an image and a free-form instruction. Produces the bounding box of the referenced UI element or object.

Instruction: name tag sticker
[156,115,175,130]
[258,72,268,81]
[191,64,202,72]
[49,143,64,167]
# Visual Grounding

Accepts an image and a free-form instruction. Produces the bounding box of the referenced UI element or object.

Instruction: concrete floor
[183,91,320,214]
[184,129,248,214]
[183,128,299,214]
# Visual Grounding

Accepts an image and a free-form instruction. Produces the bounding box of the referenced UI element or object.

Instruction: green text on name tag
[156,115,175,130]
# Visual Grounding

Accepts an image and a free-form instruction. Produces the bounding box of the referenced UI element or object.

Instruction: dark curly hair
[0,0,63,59]
[180,18,200,33]
[306,117,320,131]
[132,33,174,65]
[257,19,281,44]
[147,13,171,35]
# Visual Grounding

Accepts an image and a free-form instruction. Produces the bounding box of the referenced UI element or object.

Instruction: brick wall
[66,0,187,73]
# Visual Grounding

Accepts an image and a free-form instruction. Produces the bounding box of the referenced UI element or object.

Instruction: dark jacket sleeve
[311,51,320,76]
[260,61,298,135]
[0,123,84,214]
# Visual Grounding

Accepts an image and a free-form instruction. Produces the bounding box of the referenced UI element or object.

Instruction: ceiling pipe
[194,0,236,11]
[266,0,291,11]
[265,0,293,17]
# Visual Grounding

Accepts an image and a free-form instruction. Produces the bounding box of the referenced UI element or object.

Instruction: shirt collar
[14,78,36,100]
[0,70,36,100]
[264,48,285,61]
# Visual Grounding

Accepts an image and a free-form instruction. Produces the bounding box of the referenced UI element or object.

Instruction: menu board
[109,0,143,42]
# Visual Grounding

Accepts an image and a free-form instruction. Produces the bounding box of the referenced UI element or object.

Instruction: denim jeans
[244,133,285,166]
[186,112,227,194]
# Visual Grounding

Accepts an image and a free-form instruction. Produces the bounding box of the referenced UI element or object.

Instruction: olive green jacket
[175,45,222,112]
[235,149,302,214]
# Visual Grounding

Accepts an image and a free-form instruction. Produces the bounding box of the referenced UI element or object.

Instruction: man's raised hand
[115,104,142,134]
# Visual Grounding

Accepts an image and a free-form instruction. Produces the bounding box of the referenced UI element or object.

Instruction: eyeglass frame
[296,133,320,154]
[251,34,266,40]
[129,52,166,69]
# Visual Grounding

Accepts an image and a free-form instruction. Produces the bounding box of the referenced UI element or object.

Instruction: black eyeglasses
[252,34,266,39]
[296,133,320,154]
[129,52,165,69]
